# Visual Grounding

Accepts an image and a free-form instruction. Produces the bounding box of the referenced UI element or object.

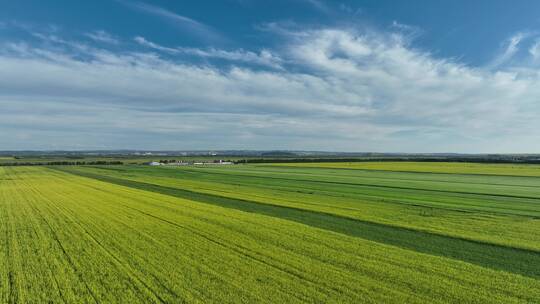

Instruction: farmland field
[268,161,540,176]
[1,163,540,303]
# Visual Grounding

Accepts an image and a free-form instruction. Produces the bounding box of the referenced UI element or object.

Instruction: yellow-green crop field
[1,162,540,303]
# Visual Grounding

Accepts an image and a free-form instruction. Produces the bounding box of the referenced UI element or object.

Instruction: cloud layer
[1,26,540,152]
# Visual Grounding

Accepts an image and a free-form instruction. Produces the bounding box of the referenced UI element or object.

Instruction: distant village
[145,159,234,166]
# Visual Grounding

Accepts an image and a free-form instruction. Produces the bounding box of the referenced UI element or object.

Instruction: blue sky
[1,1,540,152]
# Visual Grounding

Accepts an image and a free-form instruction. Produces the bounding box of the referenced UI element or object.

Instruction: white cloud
[390,21,423,40]
[2,28,540,151]
[178,47,282,69]
[134,36,282,68]
[530,41,540,61]
[490,32,528,68]
[391,21,413,31]
[134,36,178,53]
[302,0,332,14]
[506,33,524,56]
[86,30,119,45]
[338,4,362,15]
[120,1,223,42]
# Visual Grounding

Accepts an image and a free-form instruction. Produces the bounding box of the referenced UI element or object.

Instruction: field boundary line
[175,168,540,203]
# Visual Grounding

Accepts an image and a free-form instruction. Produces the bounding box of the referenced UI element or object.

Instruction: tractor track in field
[2,173,17,304]
[54,167,540,280]
[33,188,169,304]
[173,169,540,217]
[256,164,540,179]
[33,205,100,304]
[84,166,540,216]
[22,191,68,304]
[141,168,540,216]
[122,205,355,302]
[71,178,386,301]
[66,176,492,300]
[78,223,168,304]
[112,166,540,216]
[151,177,530,217]
[40,172,267,303]
[19,171,167,304]
[16,176,98,304]
[89,165,540,196]
[185,165,540,189]
[175,168,540,203]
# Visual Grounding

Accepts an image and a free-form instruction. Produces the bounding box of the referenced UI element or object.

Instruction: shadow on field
[56,167,540,280]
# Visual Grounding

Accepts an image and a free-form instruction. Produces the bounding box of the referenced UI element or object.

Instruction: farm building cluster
[145,159,234,166]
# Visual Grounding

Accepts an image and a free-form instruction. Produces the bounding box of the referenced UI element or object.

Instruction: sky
[1,0,540,152]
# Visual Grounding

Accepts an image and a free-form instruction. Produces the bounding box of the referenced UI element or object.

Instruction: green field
[268,161,540,176]
[1,163,540,303]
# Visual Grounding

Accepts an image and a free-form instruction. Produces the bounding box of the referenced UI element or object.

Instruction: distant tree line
[0,161,124,167]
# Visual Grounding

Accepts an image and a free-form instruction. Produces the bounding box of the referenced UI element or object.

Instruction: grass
[2,163,540,303]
